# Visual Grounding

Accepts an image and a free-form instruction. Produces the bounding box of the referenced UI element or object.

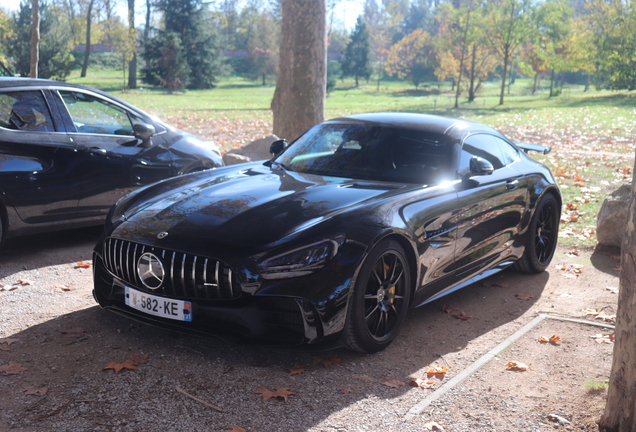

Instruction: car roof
[330,112,502,142]
[0,77,149,118]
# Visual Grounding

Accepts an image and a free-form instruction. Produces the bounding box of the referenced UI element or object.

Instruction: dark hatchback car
[0,77,223,242]
[93,113,560,353]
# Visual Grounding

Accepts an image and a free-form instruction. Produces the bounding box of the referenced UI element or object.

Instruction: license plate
[125,286,192,322]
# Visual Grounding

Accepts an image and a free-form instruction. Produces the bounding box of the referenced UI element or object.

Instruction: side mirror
[133,123,156,148]
[467,156,494,178]
[269,139,288,157]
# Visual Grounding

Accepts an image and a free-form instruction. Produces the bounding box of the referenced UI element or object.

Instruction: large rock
[597,183,633,248]
[222,135,279,166]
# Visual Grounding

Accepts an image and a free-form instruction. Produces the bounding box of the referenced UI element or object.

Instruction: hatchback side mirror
[269,139,288,157]
[133,123,156,148]
[468,156,494,177]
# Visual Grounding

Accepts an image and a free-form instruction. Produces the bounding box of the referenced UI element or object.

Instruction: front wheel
[344,239,411,353]
[513,193,559,273]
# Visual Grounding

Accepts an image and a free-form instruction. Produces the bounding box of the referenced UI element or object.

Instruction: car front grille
[102,237,240,300]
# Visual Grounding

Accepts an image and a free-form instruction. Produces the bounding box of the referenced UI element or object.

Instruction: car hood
[112,163,412,251]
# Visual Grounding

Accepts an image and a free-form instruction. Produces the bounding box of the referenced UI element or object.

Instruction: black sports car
[93,113,560,353]
[0,78,223,242]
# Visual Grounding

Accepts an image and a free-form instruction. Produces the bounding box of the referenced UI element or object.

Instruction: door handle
[506,179,520,190]
[89,147,107,155]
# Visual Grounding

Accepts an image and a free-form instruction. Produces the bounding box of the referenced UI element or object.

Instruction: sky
[0,0,365,31]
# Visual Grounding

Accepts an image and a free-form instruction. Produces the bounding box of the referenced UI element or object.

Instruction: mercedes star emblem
[157,231,169,239]
[137,252,165,290]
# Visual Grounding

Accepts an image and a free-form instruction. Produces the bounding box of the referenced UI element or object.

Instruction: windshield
[275,121,453,184]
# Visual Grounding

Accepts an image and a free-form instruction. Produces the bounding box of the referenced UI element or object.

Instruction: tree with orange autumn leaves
[385,29,433,90]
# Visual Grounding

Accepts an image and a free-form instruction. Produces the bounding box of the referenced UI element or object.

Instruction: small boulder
[222,135,280,166]
[597,183,633,248]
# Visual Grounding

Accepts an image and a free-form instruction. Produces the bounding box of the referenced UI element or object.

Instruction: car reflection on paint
[93,112,560,353]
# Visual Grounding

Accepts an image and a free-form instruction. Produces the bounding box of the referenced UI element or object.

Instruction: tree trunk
[29,0,40,78]
[127,0,137,89]
[144,0,152,71]
[598,161,636,432]
[271,0,326,142]
[467,45,477,102]
[532,72,539,95]
[549,69,555,97]
[81,0,95,78]
[585,74,590,92]
[498,46,509,105]
[454,3,472,109]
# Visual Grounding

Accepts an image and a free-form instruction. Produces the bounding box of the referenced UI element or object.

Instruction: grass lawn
[66,70,636,249]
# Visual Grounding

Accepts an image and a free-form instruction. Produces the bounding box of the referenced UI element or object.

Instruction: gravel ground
[0,227,619,431]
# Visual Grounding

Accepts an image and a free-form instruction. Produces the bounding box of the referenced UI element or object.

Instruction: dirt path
[0,228,619,431]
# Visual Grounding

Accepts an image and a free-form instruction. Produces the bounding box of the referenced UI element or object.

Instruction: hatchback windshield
[275,121,453,184]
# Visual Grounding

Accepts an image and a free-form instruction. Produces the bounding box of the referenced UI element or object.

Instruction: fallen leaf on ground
[426,366,449,376]
[0,363,28,375]
[53,285,73,292]
[102,359,137,373]
[75,261,92,269]
[454,311,473,320]
[423,420,445,430]
[538,335,561,344]
[409,378,436,389]
[515,293,534,301]
[15,279,34,285]
[288,363,306,376]
[57,328,90,338]
[591,334,615,344]
[340,387,353,394]
[505,361,529,371]
[22,386,49,395]
[0,337,19,346]
[313,354,342,368]
[605,286,619,294]
[442,304,459,314]
[382,378,405,388]
[254,387,294,402]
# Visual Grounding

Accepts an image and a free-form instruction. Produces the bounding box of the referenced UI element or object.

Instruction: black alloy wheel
[535,198,557,264]
[513,193,559,273]
[345,239,411,353]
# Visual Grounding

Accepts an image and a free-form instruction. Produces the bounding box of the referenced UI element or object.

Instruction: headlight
[258,236,345,280]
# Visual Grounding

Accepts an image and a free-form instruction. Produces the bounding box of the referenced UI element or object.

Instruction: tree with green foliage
[403,0,434,35]
[158,32,188,92]
[583,0,636,90]
[532,0,574,97]
[0,10,13,75]
[484,0,533,105]
[247,9,279,85]
[144,0,226,89]
[341,16,372,87]
[385,29,433,89]
[8,1,73,80]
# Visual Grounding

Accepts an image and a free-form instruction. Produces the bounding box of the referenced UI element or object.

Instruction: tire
[513,193,559,273]
[344,239,411,353]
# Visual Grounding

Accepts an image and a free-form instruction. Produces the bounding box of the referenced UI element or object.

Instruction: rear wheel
[513,193,559,273]
[344,239,411,353]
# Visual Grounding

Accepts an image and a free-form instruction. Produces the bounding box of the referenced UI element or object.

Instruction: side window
[59,90,142,136]
[459,134,519,177]
[0,91,55,132]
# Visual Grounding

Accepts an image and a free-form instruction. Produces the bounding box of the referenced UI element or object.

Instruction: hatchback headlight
[258,237,345,279]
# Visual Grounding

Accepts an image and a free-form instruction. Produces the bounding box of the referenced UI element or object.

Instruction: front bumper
[92,240,365,347]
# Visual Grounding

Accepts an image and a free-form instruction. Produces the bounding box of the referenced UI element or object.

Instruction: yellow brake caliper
[385,263,396,303]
